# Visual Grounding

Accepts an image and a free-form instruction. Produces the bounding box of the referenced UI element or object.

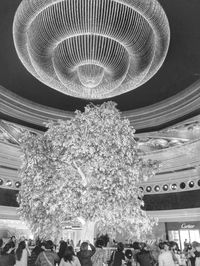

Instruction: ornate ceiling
[0,0,200,132]
[13,0,170,99]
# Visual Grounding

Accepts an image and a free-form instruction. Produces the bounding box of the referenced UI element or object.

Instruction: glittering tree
[18,102,158,242]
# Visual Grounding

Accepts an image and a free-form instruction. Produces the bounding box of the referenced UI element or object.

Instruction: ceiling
[1,0,200,130]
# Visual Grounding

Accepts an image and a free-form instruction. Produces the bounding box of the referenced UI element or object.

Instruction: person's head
[164,242,170,251]
[139,242,147,251]
[58,241,68,259]
[117,242,124,252]
[45,240,54,251]
[16,241,26,261]
[125,249,133,260]
[95,239,104,248]
[132,241,140,250]
[63,246,75,263]
[159,242,169,251]
[80,242,89,251]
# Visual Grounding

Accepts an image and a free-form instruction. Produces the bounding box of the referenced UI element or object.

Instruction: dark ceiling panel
[0,188,18,207]
[144,189,200,211]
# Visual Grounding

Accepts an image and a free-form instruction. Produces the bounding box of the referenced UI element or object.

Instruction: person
[0,242,16,266]
[35,240,59,266]
[59,246,81,266]
[125,249,136,266]
[77,241,96,266]
[0,239,3,255]
[58,241,68,261]
[187,247,196,266]
[158,242,175,266]
[28,239,44,266]
[14,241,28,266]
[76,240,81,247]
[69,240,74,248]
[136,242,155,266]
[9,236,17,255]
[91,239,107,266]
[195,243,200,266]
[109,242,125,266]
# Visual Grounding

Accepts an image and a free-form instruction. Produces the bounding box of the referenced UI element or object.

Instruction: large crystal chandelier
[13,0,170,99]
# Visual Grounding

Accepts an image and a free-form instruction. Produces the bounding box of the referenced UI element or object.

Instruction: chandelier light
[13,0,170,99]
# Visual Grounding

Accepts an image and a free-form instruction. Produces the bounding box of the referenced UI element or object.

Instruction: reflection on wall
[0,219,33,240]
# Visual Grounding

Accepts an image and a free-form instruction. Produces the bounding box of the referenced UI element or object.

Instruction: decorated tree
[18,102,158,242]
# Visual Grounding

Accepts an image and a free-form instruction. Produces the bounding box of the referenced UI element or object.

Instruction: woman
[0,243,16,266]
[14,241,28,266]
[59,246,81,266]
[77,241,96,266]
[109,242,125,266]
[91,239,107,266]
[58,241,68,261]
[35,240,59,266]
[136,243,155,266]
[158,242,175,266]
[28,240,44,266]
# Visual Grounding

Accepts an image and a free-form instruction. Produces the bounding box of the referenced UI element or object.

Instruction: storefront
[166,222,200,250]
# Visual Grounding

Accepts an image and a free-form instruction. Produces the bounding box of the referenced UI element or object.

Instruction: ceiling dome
[13,0,170,99]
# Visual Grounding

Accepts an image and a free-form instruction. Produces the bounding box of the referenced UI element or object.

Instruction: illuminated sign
[181,223,195,229]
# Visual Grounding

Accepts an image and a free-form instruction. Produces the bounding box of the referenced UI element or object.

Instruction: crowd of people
[0,235,200,266]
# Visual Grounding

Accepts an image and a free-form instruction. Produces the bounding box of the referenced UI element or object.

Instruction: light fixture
[15,181,21,188]
[188,181,194,188]
[154,185,160,192]
[171,184,177,190]
[146,186,152,193]
[6,180,12,187]
[163,184,169,191]
[13,0,170,99]
[180,182,186,189]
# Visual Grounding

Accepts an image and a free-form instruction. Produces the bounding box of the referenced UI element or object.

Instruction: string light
[13,0,170,99]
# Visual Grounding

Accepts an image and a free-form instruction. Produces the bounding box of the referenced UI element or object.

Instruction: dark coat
[0,254,15,266]
[110,250,125,266]
[136,250,154,266]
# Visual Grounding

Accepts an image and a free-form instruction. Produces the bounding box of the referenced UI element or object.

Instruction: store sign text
[181,223,195,229]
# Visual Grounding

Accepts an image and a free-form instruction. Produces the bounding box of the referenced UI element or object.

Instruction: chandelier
[13,0,170,99]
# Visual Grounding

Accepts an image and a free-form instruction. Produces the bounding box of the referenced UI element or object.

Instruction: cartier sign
[166,222,200,230]
[181,223,195,229]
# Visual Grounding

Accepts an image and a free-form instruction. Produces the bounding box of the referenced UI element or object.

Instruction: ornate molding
[148,208,200,222]
[1,79,200,129]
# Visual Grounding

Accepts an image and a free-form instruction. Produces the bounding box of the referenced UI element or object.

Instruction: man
[158,242,175,266]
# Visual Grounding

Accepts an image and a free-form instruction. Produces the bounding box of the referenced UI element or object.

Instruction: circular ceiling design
[13,0,170,100]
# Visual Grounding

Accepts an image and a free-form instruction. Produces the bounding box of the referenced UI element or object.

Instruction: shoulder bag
[43,251,54,266]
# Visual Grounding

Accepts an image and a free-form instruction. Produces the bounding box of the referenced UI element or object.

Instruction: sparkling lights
[13,0,170,99]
